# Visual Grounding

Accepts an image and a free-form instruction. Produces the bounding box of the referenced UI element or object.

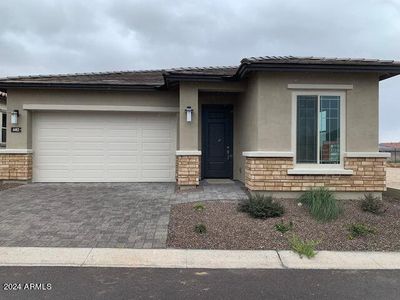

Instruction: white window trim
[242,151,294,157]
[0,110,6,145]
[291,90,346,171]
[287,84,353,90]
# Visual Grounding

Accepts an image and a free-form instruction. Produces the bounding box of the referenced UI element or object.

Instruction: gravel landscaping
[167,190,400,251]
[0,183,23,191]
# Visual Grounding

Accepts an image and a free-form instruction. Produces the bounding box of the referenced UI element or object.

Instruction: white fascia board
[287,84,353,90]
[345,152,390,158]
[242,151,294,157]
[176,150,202,156]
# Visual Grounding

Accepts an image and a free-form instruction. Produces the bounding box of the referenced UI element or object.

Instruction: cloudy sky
[0,0,399,142]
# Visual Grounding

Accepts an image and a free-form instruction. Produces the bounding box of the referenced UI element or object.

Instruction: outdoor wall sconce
[11,110,19,125]
[185,106,193,123]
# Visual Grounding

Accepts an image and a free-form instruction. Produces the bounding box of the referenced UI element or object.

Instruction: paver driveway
[0,182,246,248]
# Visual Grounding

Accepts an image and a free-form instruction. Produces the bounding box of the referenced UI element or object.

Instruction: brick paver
[0,182,246,248]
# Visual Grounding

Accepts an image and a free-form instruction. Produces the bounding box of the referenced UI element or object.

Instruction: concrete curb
[0,247,399,269]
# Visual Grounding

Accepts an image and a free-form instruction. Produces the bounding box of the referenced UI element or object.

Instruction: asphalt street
[0,267,399,300]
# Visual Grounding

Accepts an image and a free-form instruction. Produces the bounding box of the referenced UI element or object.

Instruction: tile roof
[241,55,400,66]
[0,70,166,86]
[0,56,399,89]
[0,66,238,87]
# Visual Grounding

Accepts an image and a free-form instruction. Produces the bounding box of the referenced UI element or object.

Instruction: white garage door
[33,111,177,182]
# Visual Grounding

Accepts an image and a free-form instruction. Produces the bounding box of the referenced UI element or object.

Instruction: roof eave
[162,73,237,89]
[0,82,162,91]
[235,63,400,81]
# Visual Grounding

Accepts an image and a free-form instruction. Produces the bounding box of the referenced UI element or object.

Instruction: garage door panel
[71,156,105,163]
[33,111,177,182]
[143,129,174,138]
[70,143,106,151]
[105,143,140,151]
[107,156,138,163]
[72,128,105,137]
[142,170,173,179]
[142,142,173,151]
[38,128,70,136]
[142,155,172,164]
[36,142,70,150]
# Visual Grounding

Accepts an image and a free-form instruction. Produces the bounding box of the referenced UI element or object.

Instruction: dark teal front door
[202,105,233,178]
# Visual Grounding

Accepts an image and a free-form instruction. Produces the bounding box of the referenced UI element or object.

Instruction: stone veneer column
[0,150,33,181]
[176,151,201,188]
[243,152,389,193]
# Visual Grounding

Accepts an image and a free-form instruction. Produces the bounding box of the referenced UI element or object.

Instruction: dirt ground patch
[167,191,400,251]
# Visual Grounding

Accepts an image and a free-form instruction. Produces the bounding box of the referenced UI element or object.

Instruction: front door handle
[226,147,230,161]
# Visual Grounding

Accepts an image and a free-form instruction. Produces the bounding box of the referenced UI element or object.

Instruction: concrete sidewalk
[0,247,399,269]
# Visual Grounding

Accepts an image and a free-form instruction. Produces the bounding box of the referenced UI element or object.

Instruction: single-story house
[0,56,399,199]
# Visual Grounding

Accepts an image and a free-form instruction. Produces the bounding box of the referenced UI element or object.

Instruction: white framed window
[0,111,6,145]
[291,91,346,170]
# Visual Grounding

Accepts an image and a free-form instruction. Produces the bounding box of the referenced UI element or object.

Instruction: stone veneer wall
[176,155,201,187]
[0,153,32,181]
[245,157,386,192]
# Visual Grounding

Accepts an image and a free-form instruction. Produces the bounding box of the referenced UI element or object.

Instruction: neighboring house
[380,142,400,149]
[0,92,6,148]
[380,142,400,162]
[0,56,399,199]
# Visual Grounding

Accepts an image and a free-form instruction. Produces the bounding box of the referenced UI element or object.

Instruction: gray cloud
[0,0,399,141]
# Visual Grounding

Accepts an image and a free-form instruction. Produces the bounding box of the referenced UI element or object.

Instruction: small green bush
[348,223,375,239]
[194,203,205,211]
[289,235,319,258]
[239,194,284,219]
[298,188,341,222]
[361,194,384,215]
[275,221,293,234]
[194,223,207,234]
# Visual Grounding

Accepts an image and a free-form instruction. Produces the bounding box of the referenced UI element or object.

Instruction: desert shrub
[194,203,205,211]
[298,188,341,222]
[348,223,375,239]
[289,235,319,258]
[239,194,284,219]
[275,221,293,234]
[194,223,207,234]
[361,194,384,215]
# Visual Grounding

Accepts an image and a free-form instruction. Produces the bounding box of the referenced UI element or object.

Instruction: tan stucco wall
[255,72,380,152]
[235,72,380,181]
[179,83,199,150]
[6,88,179,149]
[235,76,259,181]
[178,81,245,151]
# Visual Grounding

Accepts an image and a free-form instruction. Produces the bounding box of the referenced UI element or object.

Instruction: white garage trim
[32,111,177,183]
[24,104,179,113]
[176,150,201,156]
[0,149,33,154]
